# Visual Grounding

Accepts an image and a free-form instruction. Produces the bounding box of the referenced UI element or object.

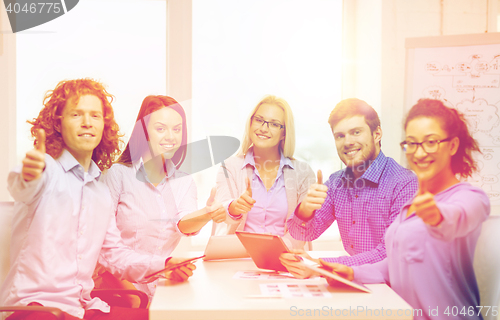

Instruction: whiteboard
[405,33,500,210]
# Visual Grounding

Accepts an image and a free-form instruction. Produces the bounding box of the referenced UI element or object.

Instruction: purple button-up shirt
[242,150,291,236]
[352,182,490,320]
[288,152,418,266]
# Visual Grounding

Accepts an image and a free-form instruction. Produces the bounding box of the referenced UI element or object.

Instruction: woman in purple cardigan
[321,99,490,320]
[214,95,315,249]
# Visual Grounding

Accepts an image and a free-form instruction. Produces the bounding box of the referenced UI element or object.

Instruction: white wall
[378,0,497,161]
[340,0,498,163]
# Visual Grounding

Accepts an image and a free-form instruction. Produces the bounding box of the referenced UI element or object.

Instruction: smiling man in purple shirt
[280,98,418,278]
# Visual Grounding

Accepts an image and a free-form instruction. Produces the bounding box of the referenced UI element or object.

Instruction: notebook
[202,234,250,261]
[235,231,290,272]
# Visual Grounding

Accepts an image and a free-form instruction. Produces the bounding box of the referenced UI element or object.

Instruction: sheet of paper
[233,270,296,280]
[259,283,332,298]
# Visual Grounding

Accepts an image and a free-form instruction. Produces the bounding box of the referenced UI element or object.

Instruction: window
[16,0,167,162]
[190,0,343,248]
[14,0,343,252]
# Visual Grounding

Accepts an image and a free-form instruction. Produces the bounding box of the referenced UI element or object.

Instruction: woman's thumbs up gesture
[412,175,443,226]
[228,177,256,216]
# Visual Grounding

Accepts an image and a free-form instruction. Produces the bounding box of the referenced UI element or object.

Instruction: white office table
[150,252,413,320]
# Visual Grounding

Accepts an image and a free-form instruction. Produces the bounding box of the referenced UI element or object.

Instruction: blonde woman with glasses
[214,95,315,249]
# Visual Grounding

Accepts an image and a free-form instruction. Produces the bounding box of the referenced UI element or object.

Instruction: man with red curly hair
[1,79,195,320]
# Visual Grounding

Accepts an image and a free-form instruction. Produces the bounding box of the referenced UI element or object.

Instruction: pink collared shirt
[0,150,165,319]
[101,159,197,299]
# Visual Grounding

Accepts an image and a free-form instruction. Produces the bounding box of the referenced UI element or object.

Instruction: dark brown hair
[404,98,480,178]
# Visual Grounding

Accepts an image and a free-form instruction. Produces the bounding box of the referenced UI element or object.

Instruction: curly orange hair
[28,78,123,170]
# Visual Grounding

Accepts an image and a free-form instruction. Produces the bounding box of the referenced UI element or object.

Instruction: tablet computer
[235,231,290,272]
[203,235,250,261]
[299,256,371,293]
[145,255,205,279]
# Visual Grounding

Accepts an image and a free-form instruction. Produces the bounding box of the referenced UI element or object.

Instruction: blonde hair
[239,95,295,159]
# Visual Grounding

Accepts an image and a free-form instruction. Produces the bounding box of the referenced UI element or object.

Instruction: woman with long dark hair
[320,99,490,320]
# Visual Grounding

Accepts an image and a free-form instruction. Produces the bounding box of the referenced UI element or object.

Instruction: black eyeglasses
[252,116,285,130]
[400,137,452,154]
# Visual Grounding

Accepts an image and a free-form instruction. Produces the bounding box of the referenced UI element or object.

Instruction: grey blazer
[213,154,315,247]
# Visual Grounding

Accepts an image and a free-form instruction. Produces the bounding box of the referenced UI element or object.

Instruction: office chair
[91,289,149,309]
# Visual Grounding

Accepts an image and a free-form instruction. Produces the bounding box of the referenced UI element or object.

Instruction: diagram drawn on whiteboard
[411,45,500,205]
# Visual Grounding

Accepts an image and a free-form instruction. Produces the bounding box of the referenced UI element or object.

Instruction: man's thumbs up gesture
[297,170,328,220]
[228,177,256,217]
[22,129,46,182]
